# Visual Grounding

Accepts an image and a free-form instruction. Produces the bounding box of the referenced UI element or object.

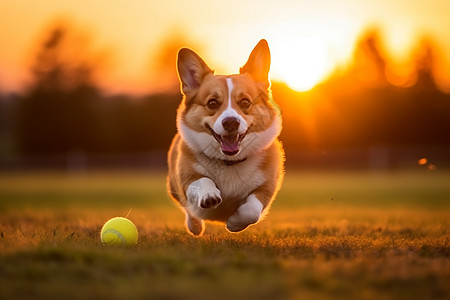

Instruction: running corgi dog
[167,39,284,236]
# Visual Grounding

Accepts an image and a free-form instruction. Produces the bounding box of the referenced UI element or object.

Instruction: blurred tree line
[277,29,450,152]
[1,24,179,159]
[0,24,449,169]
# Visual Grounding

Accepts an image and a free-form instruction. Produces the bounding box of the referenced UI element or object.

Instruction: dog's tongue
[220,135,240,156]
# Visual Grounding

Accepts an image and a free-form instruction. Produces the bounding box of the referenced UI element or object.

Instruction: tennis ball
[100,217,138,246]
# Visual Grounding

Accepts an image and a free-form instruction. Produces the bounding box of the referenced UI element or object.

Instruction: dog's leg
[187,177,222,209]
[184,178,222,236]
[185,213,205,236]
[226,194,263,232]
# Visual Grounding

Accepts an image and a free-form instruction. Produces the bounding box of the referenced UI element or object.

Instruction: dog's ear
[177,48,213,95]
[240,39,271,88]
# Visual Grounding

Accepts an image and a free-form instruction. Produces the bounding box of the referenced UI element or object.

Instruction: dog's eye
[239,98,251,109]
[207,99,220,110]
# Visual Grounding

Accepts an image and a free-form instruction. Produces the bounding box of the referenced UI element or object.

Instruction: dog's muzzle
[206,122,248,156]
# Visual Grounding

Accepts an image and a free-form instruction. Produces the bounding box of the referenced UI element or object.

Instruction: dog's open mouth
[206,124,248,156]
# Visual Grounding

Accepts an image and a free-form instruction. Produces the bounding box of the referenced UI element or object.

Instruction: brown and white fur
[167,39,284,236]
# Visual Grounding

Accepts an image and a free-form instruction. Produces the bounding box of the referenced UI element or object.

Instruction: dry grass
[0,170,449,299]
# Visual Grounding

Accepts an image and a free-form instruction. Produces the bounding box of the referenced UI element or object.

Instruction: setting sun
[1,0,450,94]
[272,38,332,92]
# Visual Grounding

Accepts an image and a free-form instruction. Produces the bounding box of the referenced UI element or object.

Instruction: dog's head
[176,39,282,161]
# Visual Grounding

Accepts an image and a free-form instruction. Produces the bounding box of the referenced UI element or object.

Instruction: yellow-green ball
[100,217,138,246]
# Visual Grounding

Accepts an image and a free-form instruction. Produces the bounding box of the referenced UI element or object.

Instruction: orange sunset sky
[1,0,449,94]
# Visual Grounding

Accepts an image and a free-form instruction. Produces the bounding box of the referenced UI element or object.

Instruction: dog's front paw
[200,193,222,209]
[226,194,263,232]
[187,178,222,209]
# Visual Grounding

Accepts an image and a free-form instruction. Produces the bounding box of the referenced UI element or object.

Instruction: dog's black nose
[222,117,240,133]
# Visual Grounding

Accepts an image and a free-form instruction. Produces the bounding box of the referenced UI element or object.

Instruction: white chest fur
[193,154,265,200]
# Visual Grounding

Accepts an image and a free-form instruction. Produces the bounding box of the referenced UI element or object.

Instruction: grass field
[0,170,449,300]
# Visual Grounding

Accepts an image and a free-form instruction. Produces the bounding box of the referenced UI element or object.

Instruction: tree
[351,29,388,87]
[413,37,438,90]
[17,22,101,155]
